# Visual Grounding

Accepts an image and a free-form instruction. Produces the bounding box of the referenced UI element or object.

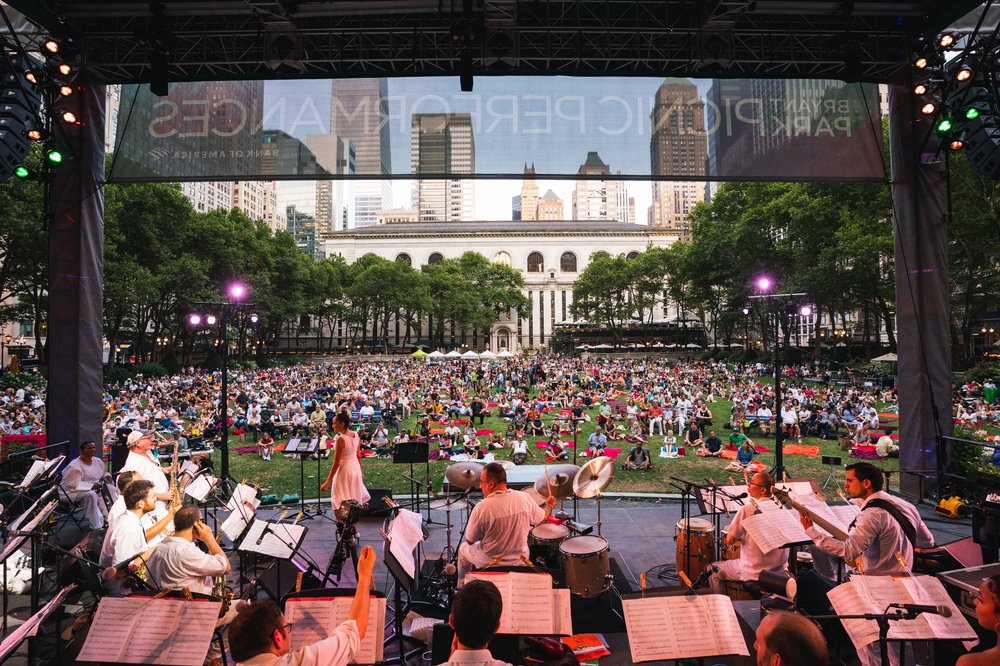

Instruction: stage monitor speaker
[258,557,324,603]
[973,503,1000,548]
[364,488,393,516]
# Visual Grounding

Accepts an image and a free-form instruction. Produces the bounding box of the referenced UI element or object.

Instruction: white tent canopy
[426,350,445,357]
[479,349,497,358]
[445,350,462,358]
[686,343,702,349]
[871,352,898,363]
[497,350,515,358]
[461,350,480,358]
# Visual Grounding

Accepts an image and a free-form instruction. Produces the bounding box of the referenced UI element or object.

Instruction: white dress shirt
[236,619,360,666]
[440,649,514,666]
[146,536,228,595]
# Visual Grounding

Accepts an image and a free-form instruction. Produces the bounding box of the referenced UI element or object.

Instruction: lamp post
[1,334,11,369]
[747,276,810,482]
[188,283,259,492]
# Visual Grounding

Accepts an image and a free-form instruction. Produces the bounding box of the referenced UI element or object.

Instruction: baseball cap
[126,429,155,447]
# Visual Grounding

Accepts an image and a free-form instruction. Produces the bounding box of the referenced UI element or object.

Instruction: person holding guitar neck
[796,462,933,575]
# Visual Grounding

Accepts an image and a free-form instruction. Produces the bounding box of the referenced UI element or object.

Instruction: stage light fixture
[914,56,929,69]
[14,166,29,179]
[937,33,956,49]
[23,70,38,84]
[949,137,965,150]
[741,307,751,316]
[965,106,981,120]
[755,276,773,293]
[43,38,60,54]
[58,85,73,97]
[956,65,973,82]
[206,315,218,326]
[45,147,63,164]
[188,314,202,326]
[913,83,928,95]
[920,101,937,115]
[935,118,953,134]
[61,110,77,123]
[799,305,813,317]
[57,62,73,76]
[25,128,44,141]
[228,283,247,301]
[249,313,260,325]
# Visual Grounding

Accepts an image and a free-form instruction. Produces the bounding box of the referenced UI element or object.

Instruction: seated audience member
[510,437,529,465]
[229,546,376,666]
[754,610,828,666]
[586,427,607,457]
[957,574,1000,665]
[626,442,652,470]
[875,433,899,458]
[696,429,724,457]
[546,440,569,462]
[660,429,678,458]
[736,440,756,467]
[441,579,512,666]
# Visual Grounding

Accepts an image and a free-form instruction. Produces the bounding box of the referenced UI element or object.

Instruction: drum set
[435,457,617,599]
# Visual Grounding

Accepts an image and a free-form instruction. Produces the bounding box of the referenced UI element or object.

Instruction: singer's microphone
[888,603,952,618]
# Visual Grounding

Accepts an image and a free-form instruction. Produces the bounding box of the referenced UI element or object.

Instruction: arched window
[428,252,443,265]
[527,252,544,273]
[560,252,577,272]
[395,253,411,266]
[626,251,640,260]
[493,251,512,267]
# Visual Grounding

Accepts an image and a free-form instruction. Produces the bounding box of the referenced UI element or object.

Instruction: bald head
[749,472,774,499]
[754,610,828,666]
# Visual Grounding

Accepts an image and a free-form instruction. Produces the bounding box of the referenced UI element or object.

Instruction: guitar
[771,487,862,568]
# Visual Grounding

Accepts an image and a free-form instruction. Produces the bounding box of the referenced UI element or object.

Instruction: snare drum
[528,522,570,569]
[721,528,741,561]
[675,518,715,579]
[559,535,610,597]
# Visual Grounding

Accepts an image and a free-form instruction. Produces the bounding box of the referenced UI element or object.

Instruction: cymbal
[496,460,516,470]
[574,456,615,498]
[534,464,580,499]
[429,497,469,511]
[445,462,483,490]
[521,486,547,507]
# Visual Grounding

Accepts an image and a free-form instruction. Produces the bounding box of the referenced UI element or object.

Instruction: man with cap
[120,429,174,527]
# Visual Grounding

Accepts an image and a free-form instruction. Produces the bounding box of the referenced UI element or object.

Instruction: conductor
[457,462,557,581]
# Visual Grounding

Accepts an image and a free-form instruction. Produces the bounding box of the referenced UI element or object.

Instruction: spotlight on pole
[249,313,260,325]
[799,305,813,317]
[228,283,247,301]
[755,276,773,293]
[206,314,218,326]
[188,314,202,326]
[741,307,751,316]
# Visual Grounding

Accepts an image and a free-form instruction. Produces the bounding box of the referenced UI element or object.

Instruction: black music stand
[821,455,843,489]
[392,441,435,524]
[382,530,429,665]
[285,437,320,519]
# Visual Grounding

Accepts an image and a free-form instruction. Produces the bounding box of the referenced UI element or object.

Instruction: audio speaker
[258,556,325,602]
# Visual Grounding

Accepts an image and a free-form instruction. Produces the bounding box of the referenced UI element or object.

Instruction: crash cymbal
[521,486,547,506]
[429,497,469,511]
[534,464,580,499]
[496,460,516,470]
[445,461,483,490]
[574,456,615,498]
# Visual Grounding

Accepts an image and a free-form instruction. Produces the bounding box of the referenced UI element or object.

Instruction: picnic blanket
[850,445,888,461]
[782,444,820,456]
[234,446,259,455]
[476,429,494,436]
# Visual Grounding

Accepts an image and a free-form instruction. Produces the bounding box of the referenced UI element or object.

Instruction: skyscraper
[305,134,356,234]
[518,163,539,220]
[329,79,392,227]
[648,78,708,241]
[571,152,629,223]
[411,113,476,222]
[537,190,564,220]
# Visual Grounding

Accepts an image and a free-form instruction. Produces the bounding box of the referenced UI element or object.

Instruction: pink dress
[331,431,371,508]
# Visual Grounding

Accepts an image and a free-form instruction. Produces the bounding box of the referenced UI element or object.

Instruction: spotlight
[58,85,73,97]
[206,314,218,326]
[45,147,64,164]
[935,118,953,134]
[920,101,937,115]
[741,307,751,316]
[965,106,981,120]
[955,65,973,82]
[949,137,965,150]
[14,166,30,179]
[23,70,39,84]
[249,313,260,325]
[914,56,929,69]
[57,62,73,76]
[755,276,773,293]
[228,283,247,301]
[25,128,45,141]
[937,33,956,49]
[43,38,60,54]
[61,110,78,123]
[913,83,928,95]
[799,305,813,317]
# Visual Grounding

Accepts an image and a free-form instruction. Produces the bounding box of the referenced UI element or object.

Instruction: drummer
[708,472,788,595]
[457,462,558,581]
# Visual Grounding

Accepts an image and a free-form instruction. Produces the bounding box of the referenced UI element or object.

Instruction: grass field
[222,395,901,500]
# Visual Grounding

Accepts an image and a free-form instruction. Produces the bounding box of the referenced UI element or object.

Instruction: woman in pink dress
[321,412,371,510]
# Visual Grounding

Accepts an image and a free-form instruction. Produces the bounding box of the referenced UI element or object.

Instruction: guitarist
[797,462,934,574]
[708,472,789,595]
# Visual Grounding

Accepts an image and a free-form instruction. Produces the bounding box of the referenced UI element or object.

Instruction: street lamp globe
[755,276,774,293]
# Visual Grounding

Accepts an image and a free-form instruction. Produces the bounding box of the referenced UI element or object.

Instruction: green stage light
[14,166,29,178]
[965,107,980,120]
[935,118,953,134]
[46,148,64,164]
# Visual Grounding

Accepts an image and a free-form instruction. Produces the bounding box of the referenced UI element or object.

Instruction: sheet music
[0,499,58,564]
[184,474,218,503]
[387,509,424,580]
[225,483,260,514]
[284,596,387,664]
[827,575,976,649]
[77,596,221,665]
[241,519,306,559]
[465,572,570,635]
[7,489,57,533]
[221,484,260,542]
[792,494,851,538]
[699,485,748,513]
[623,594,749,662]
[0,584,75,661]
[742,506,811,553]
[19,455,64,489]
[773,481,815,498]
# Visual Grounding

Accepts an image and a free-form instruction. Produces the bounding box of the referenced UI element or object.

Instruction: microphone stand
[809,608,921,666]
[665,477,707,581]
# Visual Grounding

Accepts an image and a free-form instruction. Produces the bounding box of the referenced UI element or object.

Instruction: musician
[957,573,1000,665]
[797,462,934,574]
[708,472,788,595]
[61,440,111,529]
[99,480,175,595]
[146,506,229,596]
[754,610,828,666]
[120,430,174,517]
[229,546,376,666]
[441,579,511,666]
[106,470,139,530]
[457,462,557,580]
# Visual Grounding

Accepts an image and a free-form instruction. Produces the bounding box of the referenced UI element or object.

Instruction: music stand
[392,441,433,523]
[821,455,843,489]
[284,437,320,519]
[382,529,428,665]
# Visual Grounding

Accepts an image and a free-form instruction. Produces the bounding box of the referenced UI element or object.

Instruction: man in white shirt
[229,546,376,666]
[510,438,529,465]
[120,430,173,522]
[440,579,512,666]
[457,463,556,580]
[146,506,229,595]
[99,480,174,595]
[709,472,788,594]
[61,440,110,529]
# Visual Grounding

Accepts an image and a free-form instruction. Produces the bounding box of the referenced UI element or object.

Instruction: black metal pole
[220,310,230,483]
[773,303,784,481]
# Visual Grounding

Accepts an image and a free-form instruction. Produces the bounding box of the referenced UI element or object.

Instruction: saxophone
[212,531,234,616]
[169,433,182,508]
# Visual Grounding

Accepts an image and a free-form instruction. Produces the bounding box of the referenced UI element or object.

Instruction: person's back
[441,579,512,666]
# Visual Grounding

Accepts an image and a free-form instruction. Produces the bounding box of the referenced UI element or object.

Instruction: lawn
[222,395,900,500]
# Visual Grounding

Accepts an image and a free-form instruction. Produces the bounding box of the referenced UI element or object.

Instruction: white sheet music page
[466,572,564,634]
[623,594,748,662]
[184,474,218,503]
[284,597,387,664]
[552,588,573,636]
[220,503,255,542]
[77,596,220,665]
[19,460,45,488]
[225,483,260,514]
[742,506,810,553]
[793,494,851,537]
[700,485,748,513]
[241,520,305,558]
[387,508,424,580]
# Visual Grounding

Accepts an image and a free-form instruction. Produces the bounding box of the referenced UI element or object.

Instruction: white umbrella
[666,343,678,349]
[461,350,480,359]
[445,350,462,358]
[686,343,702,349]
[651,342,665,348]
[426,350,445,357]
[577,343,591,349]
[479,349,497,358]
[497,350,514,358]
[592,343,613,349]
[870,352,898,363]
